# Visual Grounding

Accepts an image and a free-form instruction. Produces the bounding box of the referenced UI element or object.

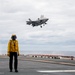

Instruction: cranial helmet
[11,34,17,40]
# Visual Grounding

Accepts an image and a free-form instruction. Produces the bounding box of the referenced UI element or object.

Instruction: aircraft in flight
[26,15,49,28]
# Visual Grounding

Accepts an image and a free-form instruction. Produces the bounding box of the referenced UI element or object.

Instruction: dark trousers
[9,52,18,70]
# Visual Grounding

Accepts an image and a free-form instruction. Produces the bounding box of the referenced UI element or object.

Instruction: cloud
[0,0,75,55]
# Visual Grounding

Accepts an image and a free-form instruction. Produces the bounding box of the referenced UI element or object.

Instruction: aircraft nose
[46,18,49,21]
[47,18,49,20]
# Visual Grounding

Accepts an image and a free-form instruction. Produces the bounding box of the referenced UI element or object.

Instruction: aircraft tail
[26,18,32,25]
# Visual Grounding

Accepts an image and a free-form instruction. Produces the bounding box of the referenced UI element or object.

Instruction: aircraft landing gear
[45,23,47,24]
[32,25,35,27]
[40,26,42,28]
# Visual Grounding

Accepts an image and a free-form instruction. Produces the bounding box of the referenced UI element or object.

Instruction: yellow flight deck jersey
[7,40,19,56]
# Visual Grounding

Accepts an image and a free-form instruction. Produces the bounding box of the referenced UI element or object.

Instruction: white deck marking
[37,70,75,73]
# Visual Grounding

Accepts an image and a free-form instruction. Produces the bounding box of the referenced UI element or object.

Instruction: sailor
[7,34,20,72]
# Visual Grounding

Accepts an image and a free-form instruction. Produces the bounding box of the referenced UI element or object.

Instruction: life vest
[8,40,19,54]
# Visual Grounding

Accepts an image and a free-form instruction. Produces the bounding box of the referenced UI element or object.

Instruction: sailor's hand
[7,54,10,57]
[18,54,19,56]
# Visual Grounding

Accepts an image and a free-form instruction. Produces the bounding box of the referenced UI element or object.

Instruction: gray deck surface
[0,56,75,75]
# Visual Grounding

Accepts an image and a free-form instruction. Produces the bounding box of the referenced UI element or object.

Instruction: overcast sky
[0,0,75,56]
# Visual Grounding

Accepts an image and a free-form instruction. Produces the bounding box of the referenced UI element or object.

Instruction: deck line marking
[37,70,75,73]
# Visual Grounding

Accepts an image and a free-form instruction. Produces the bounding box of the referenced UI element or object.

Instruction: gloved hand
[18,54,20,56]
[7,53,10,57]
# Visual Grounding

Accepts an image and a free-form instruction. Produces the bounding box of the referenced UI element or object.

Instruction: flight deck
[0,55,75,75]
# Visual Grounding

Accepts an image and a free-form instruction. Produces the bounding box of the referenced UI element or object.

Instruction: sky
[0,0,75,56]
